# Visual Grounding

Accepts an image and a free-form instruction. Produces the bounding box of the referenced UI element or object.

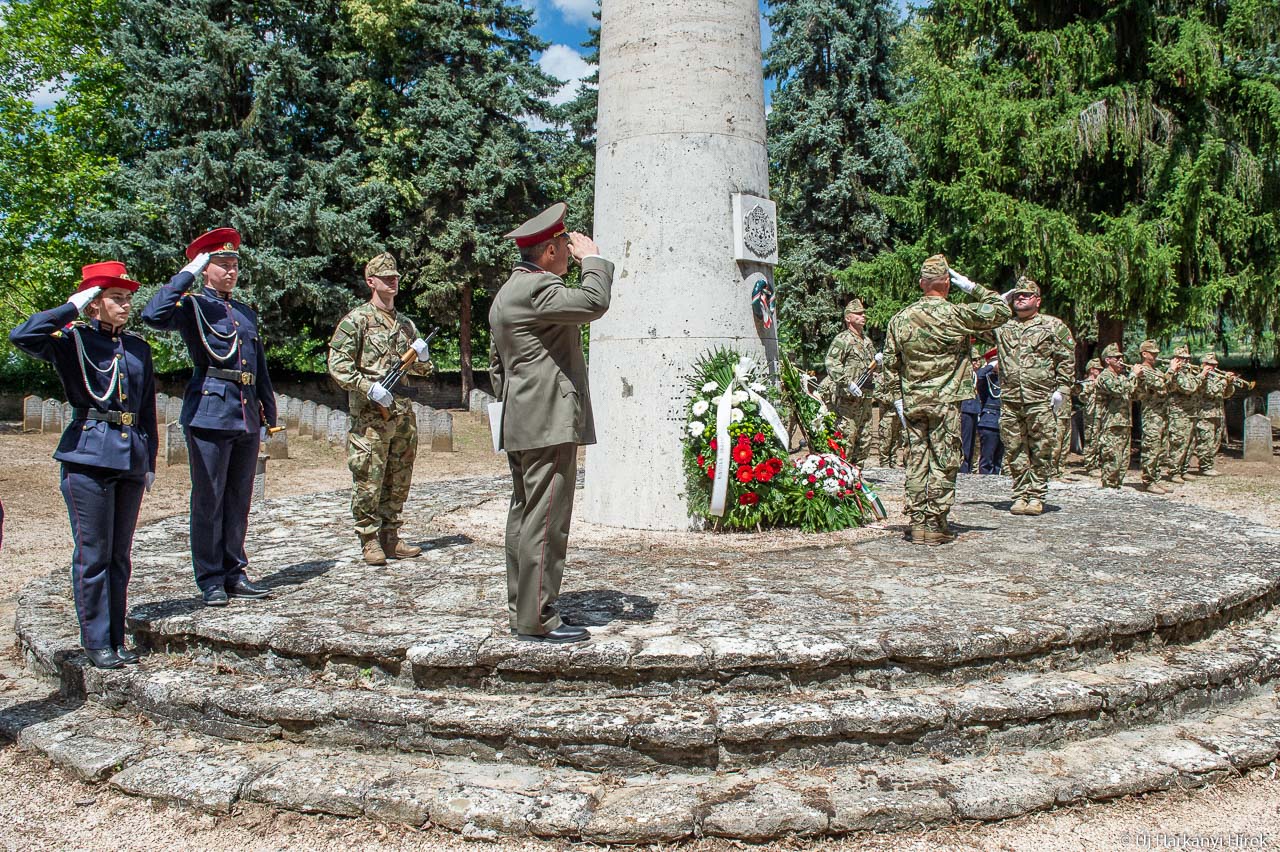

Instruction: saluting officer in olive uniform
[823,299,877,466]
[328,252,435,565]
[489,203,612,643]
[142,228,278,607]
[10,262,158,669]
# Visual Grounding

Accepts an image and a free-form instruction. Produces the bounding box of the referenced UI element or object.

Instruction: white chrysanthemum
[749,381,766,393]
[702,381,718,393]
[822,479,840,494]
[688,421,705,436]
[730,408,744,423]
[691,400,709,416]
[710,395,723,406]
[731,390,748,404]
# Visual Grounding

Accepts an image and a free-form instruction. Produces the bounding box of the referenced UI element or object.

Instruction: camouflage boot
[380,530,422,559]
[360,533,387,566]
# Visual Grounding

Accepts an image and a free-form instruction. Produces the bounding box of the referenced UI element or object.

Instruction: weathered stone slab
[252,454,267,504]
[1269,390,1280,428]
[22,395,43,432]
[165,395,183,423]
[155,392,171,416]
[164,422,187,466]
[1243,413,1274,462]
[60,401,73,426]
[326,409,348,446]
[699,777,831,839]
[431,409,454,452]
[314,404,331,440]
[300,400,317,437]
[583,780,698,843]
[109,750,256,814]
[17,711,144,782]
[285,396,302,430]
[244,752,382,817]
[468,388,496,414]
[265,426,289,459]
[413,403,434,441]
[41,398,60,432]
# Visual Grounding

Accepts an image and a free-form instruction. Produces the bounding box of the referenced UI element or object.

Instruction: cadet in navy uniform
[142,228,277,606]
[976,358,1004,474]
[9,262,158,669]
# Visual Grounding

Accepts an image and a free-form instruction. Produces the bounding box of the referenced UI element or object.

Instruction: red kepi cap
[185,227,241,260]
[504,202,568,248]
[79,261,139,293]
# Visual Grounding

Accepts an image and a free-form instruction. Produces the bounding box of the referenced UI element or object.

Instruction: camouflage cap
[1202,351,1219,364]
[1101,343,1124,360]
[1172,345,1191,358]
[365,252,399,278]
[920,253,948,279]
[1085,358,1102,372]
[1011,276,1040,296]
[844,298,866,316]
[1138,339,1159,354]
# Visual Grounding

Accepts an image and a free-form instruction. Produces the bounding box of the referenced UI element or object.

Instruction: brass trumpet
[1156,359,1256,389]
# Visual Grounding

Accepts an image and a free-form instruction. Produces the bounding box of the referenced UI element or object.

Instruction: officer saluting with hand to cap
[142,228,278,607]
[488,202,612,644]
[10,262,159,668]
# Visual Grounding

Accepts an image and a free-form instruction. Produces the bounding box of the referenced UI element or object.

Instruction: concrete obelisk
[583,0,776,530]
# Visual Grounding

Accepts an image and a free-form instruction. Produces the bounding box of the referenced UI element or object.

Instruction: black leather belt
[206,367,256,385]
[72,407,137,426]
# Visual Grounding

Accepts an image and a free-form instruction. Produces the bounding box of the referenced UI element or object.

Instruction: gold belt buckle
[241,371,252,385]
[120,412,135,426]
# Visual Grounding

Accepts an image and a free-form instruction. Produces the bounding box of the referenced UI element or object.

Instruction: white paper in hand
[487,401,504,453]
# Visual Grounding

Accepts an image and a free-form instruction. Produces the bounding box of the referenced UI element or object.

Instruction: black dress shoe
[517,624,590,644]
[203,588,229,607]
[114,646,141,665]
[85,648,124,670]
[227,579,270,599]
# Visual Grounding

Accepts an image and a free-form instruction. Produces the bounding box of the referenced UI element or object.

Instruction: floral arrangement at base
[683,348,875,533]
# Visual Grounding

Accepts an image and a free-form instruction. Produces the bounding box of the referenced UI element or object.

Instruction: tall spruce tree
[765,0,910,366]
[555,13,600,235]
[844,0,1280,357]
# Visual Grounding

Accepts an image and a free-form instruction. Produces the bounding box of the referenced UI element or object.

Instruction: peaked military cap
[79,260,139,294]
[920,253,948,278]
[1202,351,1219,364]
[1172,345,1191,357]
[844,298,866,316]
[1138,339,1160,354]
[186,227,241,260]
[1101,343,1124,360]
[506,202,568,248]
[1011,276,1040,296]
[365,252,399,278]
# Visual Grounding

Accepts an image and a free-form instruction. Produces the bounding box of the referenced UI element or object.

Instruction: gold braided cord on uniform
[70,326,121,404]
[191,295,241,364]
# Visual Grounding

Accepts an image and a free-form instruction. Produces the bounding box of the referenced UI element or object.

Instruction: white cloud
[549,0,597,26]
[30,74,68,112]
[539,43,594,107]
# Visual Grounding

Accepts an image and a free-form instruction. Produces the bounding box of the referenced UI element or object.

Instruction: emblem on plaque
[742,204,777,259]
[731,194,778,265]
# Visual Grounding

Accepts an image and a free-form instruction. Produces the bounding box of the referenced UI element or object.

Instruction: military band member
[1095,343,1134,489]
[1132,340,1171,493]
[1079,357,1103,474]
[990,277,1075,516]
[489,203,613,643]
[882,254,1011,545]
[9,262,158,668]
[328,253,434,564]
[141,228,277,607]
[1190,352,1235,476]
[823,299,877,466]
[1164,345,1201,483]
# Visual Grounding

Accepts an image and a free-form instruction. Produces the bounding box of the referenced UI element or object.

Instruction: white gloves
[181,252,211,277]
[411,337,431,362]
[145,472,155,493]
[1000,289,1018,304]
[368,382,393,407]
[67,286,101,314]
[846,382,863,398]
[948,269,977,293]
[893,398,907,428]
[1051,389,1064,414]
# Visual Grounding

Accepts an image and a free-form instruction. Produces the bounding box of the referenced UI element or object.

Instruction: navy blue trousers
[60,463,145,650]
[959,411,978,473]
[186,427,259,593]
[978,427,1004,474]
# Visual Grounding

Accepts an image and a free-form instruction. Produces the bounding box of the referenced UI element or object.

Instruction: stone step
[74,604,1280,772]
[4,690,1277,843]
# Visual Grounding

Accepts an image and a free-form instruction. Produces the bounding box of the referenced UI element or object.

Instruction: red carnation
[805,490,814,499]
[736,465,754,483]
[709,439,717,450]
[808,474,817,483]
[707,465,716,479]
[767,458,784,473]
[738,492,759,505]
[753,432,766,444]
[733,445,753,464]
[754,463,774,482]
[834,430,843,438]
[826,468,835,476]
[854,482,863,490]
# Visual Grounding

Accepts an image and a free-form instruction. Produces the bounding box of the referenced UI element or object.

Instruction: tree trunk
[459,282,474,406]
[1096,312,1125,352]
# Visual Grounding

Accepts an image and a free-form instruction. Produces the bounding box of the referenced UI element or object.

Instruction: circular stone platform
[10,472,1280,842]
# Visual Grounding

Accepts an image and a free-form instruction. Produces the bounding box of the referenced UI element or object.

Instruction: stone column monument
[583,0,776,530]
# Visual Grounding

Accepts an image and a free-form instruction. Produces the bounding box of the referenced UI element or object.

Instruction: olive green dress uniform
[1190,353,1234,475]
[823,302,876,466]
[882,255,1011,536]
[489,214,613,636]
[1165,345,1202,481]
[1095,344,1134,489]
[1132,340,1171,489]
[327,255,435,549]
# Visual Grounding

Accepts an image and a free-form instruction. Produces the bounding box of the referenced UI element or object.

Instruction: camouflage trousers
[1191,416,1224,472]
[833,399,874,467]
[1082,409,1100,470]
[347,409,418,536]
[1139,403,1169,484]
[1050,414,1072,478]
[1098,421,1132,488]
[1166,404,1195,477]
[901,403,960,527]
[999,399,1057,502]
[878,405,902,467]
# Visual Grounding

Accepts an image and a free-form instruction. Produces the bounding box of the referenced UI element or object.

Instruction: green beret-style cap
[920,253,948,278]
[1086,358,1102,371]
[365,252,399,278]
[1101,343,1124,360]
[1202,351,1219,364]
[1172,345,1190,357]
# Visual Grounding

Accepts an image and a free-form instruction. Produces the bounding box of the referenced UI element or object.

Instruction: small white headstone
[22,395,42,432]
[413,403,434,440]
[1269,391,1280,429]
[41,399,60,432]
[285,397,303,430]
[266,427,289,459]
[431,409,454,452]
[300,401,318,437]
[166,396,183,423]
[1243,413,1275,463]
[252,454,267,504]
[165,422,188,466]
[60,402,73,426]
[327,410,349,446]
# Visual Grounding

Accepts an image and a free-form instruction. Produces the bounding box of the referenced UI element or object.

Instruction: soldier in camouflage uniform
[1132,339,1171,493]
[988,277,1075,516]
[1079,358,1102,473]
[882,255,1011,545]
[1095,343,1134,489]
[823,299,877,466]
[1190,352,1235,476]
[873,370,901,467]
[328,253,435,565]
[1164,345,1201,483]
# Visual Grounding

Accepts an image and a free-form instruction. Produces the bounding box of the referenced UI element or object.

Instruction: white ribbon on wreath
[709,356,790,517]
